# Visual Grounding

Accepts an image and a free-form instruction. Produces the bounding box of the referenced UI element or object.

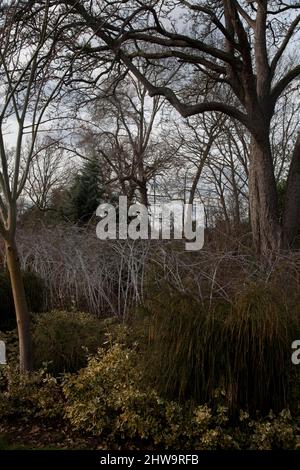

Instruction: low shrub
[0,341,297,449]
[0,271,45,331]
[62,343,231,449]
[0,366,64,421]
[32,311,115,374]
[62,342,297,449]
[248,409,296,450]
[0,329,19,365]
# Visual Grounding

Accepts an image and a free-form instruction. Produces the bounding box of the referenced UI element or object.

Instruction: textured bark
[5,239,32,372]
[249,135,282,256]
[282,134,300,247]
[138,180,149,208]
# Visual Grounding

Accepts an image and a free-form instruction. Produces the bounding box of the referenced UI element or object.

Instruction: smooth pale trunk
[5,239,32,372]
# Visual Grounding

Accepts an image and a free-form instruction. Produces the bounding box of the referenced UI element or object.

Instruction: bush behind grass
[0,366,63,421]
[32,310,117,374]
[1,311,120,373]
[0,270,45,330]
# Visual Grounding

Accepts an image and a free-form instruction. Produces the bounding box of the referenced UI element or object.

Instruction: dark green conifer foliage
[68,156,107,223]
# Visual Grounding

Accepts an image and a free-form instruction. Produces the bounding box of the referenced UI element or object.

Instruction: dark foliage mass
[0,271,45,330]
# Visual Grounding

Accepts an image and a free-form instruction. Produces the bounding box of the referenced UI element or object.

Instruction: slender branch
[0,128,12,203]
[119,31,237,66]
[235,2,256,28]
[127,50,226,74]
[178,0,238,43]
[116,51,250,128]
[271,14,300,75]
[271,65,300,103]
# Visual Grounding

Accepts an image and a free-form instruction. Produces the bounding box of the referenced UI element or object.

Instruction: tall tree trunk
[230,162,241,229]
[5,239,32,372]
[219,188,231,233]
[282,133,300,247]
[248,134,281,256]
[188,159,206,206]
[139,180,149,207]
[188,134,215,206]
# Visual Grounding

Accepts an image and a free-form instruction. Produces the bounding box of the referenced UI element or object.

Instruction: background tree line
[0,0,299,371]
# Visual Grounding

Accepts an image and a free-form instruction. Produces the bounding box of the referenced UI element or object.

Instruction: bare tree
[45,0,300,256]
[166,112,227,203]
[24,139,71,213]
[0,1,76,371]
[68,72,174,207]
[211,120,250,227]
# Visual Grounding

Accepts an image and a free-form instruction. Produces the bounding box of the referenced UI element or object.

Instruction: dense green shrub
[248,410,296,450]
[32,311,112,374]
[62,343,232,449]
[0,271,45,330]
[0,366,64,421]
[143,282,300,415]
